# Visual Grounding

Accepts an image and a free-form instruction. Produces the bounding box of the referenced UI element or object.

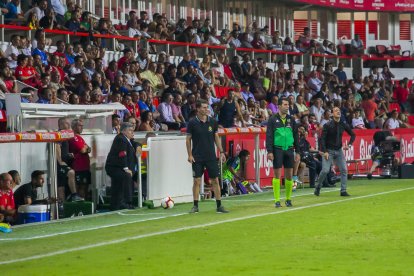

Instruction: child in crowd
[352,109,366,129]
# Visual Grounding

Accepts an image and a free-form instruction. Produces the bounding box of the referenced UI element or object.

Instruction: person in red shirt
[68,119,91,199]
[394,78,409,113]
[15,54,38,87]
[0,173,16,224]
[361,93,378,129]
[117,48,134,70]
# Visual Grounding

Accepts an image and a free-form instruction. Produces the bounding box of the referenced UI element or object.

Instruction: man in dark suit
[105,122,141,210]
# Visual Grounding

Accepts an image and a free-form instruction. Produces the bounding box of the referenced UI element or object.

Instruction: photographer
[296,126,321,188]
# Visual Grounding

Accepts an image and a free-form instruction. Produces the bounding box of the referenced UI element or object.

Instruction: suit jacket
[105,134,139,174]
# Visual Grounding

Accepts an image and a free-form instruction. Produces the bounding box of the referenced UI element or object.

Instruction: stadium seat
[375,45,388,57]
[408,116,414,126]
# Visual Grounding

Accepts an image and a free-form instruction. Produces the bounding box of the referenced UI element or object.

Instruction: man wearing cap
[105,122,141,210]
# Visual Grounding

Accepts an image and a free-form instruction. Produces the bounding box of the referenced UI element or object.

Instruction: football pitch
[1,179,414,275]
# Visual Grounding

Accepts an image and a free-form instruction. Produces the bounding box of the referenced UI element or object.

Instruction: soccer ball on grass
[161,196,174,209]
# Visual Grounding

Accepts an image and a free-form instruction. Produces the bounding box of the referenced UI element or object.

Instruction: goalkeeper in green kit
[266,97,300,207]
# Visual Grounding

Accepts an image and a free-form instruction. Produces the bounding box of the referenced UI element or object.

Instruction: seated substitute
[13,170,53,209]
[222,149,263,195]
[0,173,16,224]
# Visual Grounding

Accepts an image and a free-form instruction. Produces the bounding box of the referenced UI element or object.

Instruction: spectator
[68,119,92,199]
[361,93,378,129]
[13,170,47,209]
[240,33,253,48]
[218,89,243,128]
[4,35,20,69]
[333,63,347,85]
[309,98,325,123]
[182,93,196,122]
[138,110,155,131]
[351,109,366,129]
[157,92,181,130]
[112,114,121,134]
[51,0,66,26]
[171,93,186,126]
[7,170,21,191]
[0,173,15,224]
[394,78,410,113]
[5,0,24,23]
[39,8,59,29]
[320,109,332,127]
[350,34,364,55]
[37,88,52,104]
[384,110,400,130]
[65,11,81,32]
[32,40,49,66]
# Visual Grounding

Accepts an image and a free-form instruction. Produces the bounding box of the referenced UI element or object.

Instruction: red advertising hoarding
[293,0,414,12]
[225,129,414,187]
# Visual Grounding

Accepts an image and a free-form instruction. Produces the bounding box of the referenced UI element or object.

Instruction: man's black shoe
[340,191,350,197]
[314,188,320,196]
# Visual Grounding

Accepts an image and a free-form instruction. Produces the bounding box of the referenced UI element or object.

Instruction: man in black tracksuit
[106,122,141,210]
[314,107,355,197]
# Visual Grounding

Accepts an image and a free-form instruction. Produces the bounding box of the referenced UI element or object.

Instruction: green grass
[2,179,414,275]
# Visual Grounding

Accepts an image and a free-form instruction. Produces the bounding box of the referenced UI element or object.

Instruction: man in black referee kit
[186,99,229,213]
[314,106,355,197]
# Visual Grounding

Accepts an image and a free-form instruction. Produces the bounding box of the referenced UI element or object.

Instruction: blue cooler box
[18,205,50,224]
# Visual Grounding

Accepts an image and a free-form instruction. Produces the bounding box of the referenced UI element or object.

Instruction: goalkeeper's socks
[285,179,293,200]
[272,178,281,203]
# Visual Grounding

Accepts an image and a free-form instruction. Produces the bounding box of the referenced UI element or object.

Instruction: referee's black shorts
[192,160,219,179]
[273,147,295,169]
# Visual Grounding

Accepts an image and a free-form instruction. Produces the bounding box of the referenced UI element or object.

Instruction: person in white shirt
[320,109,332,127]
[4,35,21,69]
[128,20,142,38]
[351,109,366,129]
[309,98,325,123]
[384,110,400,130]
[51,0,65,25]
[307,71,323,96]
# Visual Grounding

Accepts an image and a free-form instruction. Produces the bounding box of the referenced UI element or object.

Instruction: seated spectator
[37,88,52,104]
[182,93,196,122]
[384,110,400,130]
[0,173,16,224]
[282,36,297,52]
[32,40,49,66]
[157,92,182,130]
[112,114,121,134]
[334,63,347,85]
[320,109,332,127]
[14,170,48,209]
[251,32,267,50]
[4,35,20,69]
[171,93,186,126]
[39,8,60,29]
[350,34,364,55]
[65,11,81,32]
[351,109,366,129]
[7,170,21,191]
[228,30,241,48]
[128,18,142,38]
[240,33,253,48]
[140,62,164,95]
[4,0,24,23]
[138,110,155,131]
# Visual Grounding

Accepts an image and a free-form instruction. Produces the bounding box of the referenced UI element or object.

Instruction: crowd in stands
[0,0,413,134]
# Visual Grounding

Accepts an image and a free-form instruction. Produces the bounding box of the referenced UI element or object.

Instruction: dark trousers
[308,159,322,188]
[107,168,133,210]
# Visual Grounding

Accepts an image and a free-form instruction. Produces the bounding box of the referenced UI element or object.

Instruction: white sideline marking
[0,213,187,241]
[1,187,413,265]
[1,189,339,241]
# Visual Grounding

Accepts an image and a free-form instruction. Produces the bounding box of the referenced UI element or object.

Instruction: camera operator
[367,132,400,179]
[296,126,321,188]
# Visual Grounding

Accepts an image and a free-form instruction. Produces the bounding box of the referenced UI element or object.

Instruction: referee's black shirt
[320,119,356,152]
[187,116,218,162]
